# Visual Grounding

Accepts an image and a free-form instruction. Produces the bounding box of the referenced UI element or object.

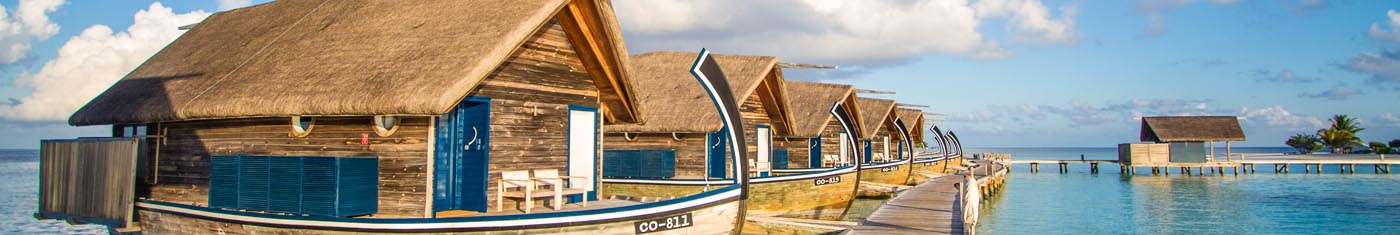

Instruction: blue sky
[0,0,1397,148]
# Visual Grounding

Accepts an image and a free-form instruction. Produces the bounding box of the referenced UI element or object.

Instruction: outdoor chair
[532,169,590,210]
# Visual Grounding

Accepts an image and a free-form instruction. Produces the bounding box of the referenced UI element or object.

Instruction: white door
[568,109,597,195]
[756,126,771,174]
[883,136,891,161]
[839,133,850,166]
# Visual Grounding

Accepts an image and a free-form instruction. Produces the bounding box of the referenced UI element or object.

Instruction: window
[113,125,147,138]
[289,116,315,137]
[372,115,400,137]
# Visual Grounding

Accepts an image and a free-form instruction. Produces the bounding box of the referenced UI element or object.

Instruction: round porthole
[373,115,400,137]
[290,116,315,137]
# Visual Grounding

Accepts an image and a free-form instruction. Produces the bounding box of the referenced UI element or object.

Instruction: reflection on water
[978,172,1400,234]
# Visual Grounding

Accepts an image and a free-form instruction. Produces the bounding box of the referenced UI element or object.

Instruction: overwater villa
[36,0,753,233]
[772,81,862,171]
[597,52,869,221]
[1121,116,1246,166]
[852,97,916,189]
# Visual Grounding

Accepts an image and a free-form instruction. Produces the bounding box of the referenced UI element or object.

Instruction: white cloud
[0,2,208,121]
[1368,9,1400,44]
[217,0,254,11]
[615,0,1079,65]
[1238,105,1326,129]
[0,0,64,64]
[973,0,1078,44]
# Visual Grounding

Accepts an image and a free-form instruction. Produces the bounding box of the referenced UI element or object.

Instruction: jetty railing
[36,138,143,230]
[959,154,1010,235]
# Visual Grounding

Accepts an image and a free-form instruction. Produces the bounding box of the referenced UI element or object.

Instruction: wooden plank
[847,161,1001,235]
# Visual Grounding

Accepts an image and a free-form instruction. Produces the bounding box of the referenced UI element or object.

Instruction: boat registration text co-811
[634,212,693,234]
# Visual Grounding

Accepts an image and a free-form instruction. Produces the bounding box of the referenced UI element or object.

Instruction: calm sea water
[970,147,1400,235]
[0,150,105,234]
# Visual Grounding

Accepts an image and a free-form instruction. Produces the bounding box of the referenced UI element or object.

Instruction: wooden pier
[846,160,1006,235]
[1009,159,1399,175]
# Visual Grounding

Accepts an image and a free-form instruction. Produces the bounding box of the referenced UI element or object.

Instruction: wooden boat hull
[909,157,950,184]
[857,159,912,186]
[602,167,858,220]
[133,186,743,234]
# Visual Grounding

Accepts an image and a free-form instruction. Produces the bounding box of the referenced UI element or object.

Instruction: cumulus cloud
[1297,85,1362,100]
[0,2,208,121]
[218,0,254,11]
[1368,9,1400,44]
[1340,49,1400,84]
[614,0,1078,67]
[0,0,64,64]
[1238,106,1326,129]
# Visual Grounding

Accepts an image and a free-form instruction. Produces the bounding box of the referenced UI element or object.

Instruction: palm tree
[1317,115,1365,154]
[1285,134,1322,154]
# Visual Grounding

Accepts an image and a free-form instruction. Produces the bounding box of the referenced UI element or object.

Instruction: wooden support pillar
[1209,142,1215,161]
[1090,162,1099,174]
[1198,166,1204,176]
[1059,163,1067,174]
[1226,141,1232,161]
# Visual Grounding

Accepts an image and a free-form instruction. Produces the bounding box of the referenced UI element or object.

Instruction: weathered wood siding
[462,19,604,212]
[782,138,811,168]
[872,129,891,161]
[147,117,431,218]
[819,120,847,166]
[601,133,709,178]
[39,138,141,227]
[733,91,774,177]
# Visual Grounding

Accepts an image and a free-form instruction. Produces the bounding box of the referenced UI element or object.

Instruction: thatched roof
[1140,116,1246,142]
[855,97,896,139]
[783,81,854,138]
[69,0,642,126]
[896,108,924,144]
[607,52,783,133]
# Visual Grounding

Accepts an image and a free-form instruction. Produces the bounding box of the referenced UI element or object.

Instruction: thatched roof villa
[854,97,899,163]
[778,81,862,169]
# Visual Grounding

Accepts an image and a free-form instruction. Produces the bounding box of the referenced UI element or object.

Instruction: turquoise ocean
[970,147,1400,235]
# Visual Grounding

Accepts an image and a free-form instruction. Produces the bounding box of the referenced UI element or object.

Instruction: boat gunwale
[134,185,742,232]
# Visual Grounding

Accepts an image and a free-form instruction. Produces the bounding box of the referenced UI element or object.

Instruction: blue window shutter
[237,156,270,211]
[336,157,379,217]
[267,156,303,214]
[301,156,337,216]
[603,150,676,179]
[209,156,240,209]
[772,149,788,169]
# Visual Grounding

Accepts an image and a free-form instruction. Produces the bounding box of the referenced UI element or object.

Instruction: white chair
[532,169,590,210]
[497,170,553,213]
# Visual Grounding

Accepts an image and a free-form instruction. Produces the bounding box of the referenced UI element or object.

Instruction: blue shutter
[603,150,676,179]
[336,157,379,217]
[864,140,873,163]
[772,149,789,169]
[809,138,822,168]
[267,156,303,214]
[237,156,270,211]
[301,156,337,216]
[209,156,240,209]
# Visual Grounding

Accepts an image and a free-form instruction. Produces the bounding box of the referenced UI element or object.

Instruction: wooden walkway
[845,161,998,235]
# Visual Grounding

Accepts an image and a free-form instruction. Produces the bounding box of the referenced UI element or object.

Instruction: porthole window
[373,115,400,137]
[290,116,315,137]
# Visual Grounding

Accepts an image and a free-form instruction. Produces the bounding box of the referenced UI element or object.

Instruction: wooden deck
[845,161,999,235]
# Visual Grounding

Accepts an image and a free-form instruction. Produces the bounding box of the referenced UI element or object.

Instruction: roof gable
[783,81,854,137]
[855,97,897,139]
[1140,116,1246,142]
[607,52,781,133]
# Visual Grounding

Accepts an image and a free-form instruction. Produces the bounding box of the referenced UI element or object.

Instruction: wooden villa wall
[146,117,431,218]
[819,120,846,165]
[872,128,891,161]
[782,138,811,168]
[602,133,709,178]
[464,19,603,212]
[733,91,774,177]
